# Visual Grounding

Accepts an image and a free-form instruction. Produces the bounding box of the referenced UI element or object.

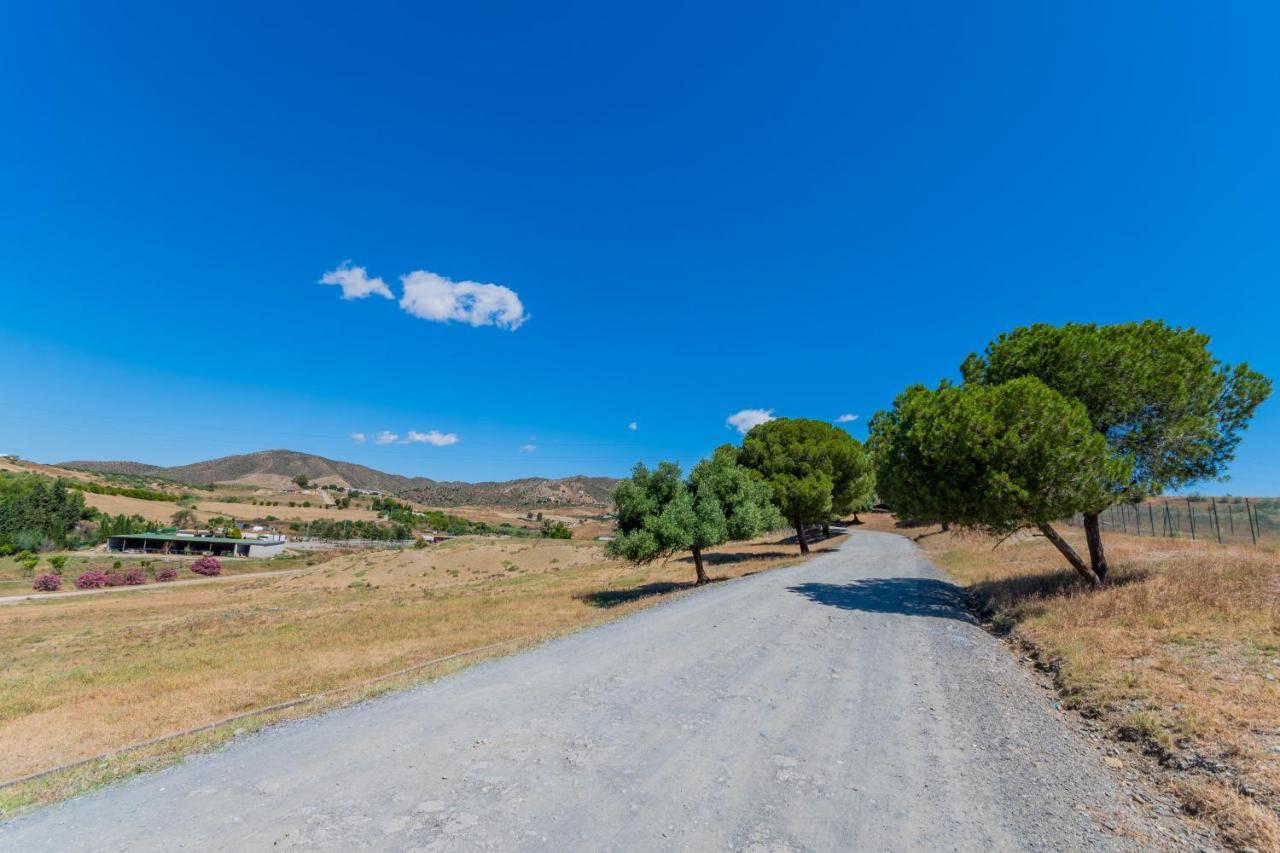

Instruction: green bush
[47,555,68,574]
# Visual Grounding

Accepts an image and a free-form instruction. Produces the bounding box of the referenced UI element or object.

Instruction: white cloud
[628,422,638,431]
[375,431,401,445]
[406,430,460,447]
[835,413,859,423]
[399,270,528,330]
[726,408,775,435]
[350,432,367,444]
[319,260,393,300]
[520,443,537,453]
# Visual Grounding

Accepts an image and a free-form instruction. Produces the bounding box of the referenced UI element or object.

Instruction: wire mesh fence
[1066,497,1277,546]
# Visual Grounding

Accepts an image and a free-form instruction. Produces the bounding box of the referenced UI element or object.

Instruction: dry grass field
[0,531,841,815]
[856,513,1280,850]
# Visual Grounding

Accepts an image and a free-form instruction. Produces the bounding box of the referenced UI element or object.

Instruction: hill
[59,450,618,507]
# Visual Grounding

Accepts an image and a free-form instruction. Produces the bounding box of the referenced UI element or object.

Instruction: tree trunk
[1038,523,1101,587]
[1081,512,1109,583]
[691,546,709,585]
[794,521,810,554]
[822,523,831,538]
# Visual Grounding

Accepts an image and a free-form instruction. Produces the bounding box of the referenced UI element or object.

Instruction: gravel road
[3,531,1179,851]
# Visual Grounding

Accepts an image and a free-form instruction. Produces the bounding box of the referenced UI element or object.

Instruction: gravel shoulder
[2,531,1185,851]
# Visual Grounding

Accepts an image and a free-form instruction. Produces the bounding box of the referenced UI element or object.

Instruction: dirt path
[0,569,302,605]
[1,532,1189,850]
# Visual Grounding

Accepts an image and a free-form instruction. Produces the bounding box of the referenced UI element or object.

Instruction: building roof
[108,532,283,547]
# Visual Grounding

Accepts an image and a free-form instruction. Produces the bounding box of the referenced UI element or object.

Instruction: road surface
[3,531,1175,851]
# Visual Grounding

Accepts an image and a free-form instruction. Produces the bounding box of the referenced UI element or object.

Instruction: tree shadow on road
[786,578,975,622]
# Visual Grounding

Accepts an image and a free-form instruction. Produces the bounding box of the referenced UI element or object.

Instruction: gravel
[2,531,1190,851]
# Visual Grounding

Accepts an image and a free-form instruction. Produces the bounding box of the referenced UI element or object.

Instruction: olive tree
[869,377,1129,587]
[607,450,782,584]
[961,321,1270,581]
[738,418,874,554]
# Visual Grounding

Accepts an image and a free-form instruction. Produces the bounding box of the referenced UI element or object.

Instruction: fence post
[1148,504,1156,538]
[1227,501,1235,537]
[1245,498,1258,546]
[1187,498,1196,540]
[1210,497,1222,544]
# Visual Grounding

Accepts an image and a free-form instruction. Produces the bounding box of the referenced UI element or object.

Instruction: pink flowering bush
[190,556,222,576]
[75,570,108,589]
[104,572,127,587]
[33,574,62,592]
[156,566,178,582]
[123,568,147,585]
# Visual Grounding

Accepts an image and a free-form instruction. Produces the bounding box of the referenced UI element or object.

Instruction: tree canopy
[869,377,1127,585]
[608,451,782,583]
[0,474,88,551]
[961,321,1271,579]
[737,418,873,553]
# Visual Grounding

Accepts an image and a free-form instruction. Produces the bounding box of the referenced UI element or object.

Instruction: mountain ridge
[59,449,618,507]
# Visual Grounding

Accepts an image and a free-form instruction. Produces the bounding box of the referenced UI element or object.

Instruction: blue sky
[3,2,1280,491]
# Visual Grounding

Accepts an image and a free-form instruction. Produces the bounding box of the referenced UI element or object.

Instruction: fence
[1066,497,1277,546]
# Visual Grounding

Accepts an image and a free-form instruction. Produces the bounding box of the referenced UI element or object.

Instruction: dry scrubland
[857,513,1280,850]
[0,531,841,815]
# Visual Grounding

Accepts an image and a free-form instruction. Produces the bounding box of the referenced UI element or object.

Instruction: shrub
[47,555,68,574]
[112,560,122,570]
[104,572,126,587]
[156,566,178,582]
[75,571,108,589]
[18,557,39,576]
[0,544,13,556]
[33,573,62,592]
[123,568,147,585]
[190,556,222,576]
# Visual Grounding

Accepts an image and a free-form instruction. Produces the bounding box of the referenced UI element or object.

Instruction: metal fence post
[1148,504,1156,538]
[1246,498,1258,546]
[1210,497,1222,544]
[1187,498,1196,540]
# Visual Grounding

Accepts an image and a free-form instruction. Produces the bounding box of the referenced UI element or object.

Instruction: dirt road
[2,531,1179,850]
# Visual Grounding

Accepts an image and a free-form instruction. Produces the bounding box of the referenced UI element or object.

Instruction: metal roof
[107,532,284,547]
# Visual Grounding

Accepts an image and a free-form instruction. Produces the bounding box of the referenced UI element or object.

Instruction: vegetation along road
[5,532,1183,851]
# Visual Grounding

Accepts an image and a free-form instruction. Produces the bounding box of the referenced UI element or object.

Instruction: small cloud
[319,260,393,300]
[627,422,638,431]
[520,443,537,453]
[835,413,858,423]
[406,430,460,447]
[726,408,775,435]
[399,270,528,330]
[375,431,401,445]
[350,432,367,444]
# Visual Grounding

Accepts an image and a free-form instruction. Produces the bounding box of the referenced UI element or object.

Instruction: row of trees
[609,420,875,583]
[869,321,1270,586]
[609,321,1270,590]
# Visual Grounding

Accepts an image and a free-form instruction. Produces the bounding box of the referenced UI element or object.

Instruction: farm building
[106,532,287,558]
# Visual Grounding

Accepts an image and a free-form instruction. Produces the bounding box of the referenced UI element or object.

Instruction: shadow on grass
[578,571,765,609]
[967,567,1151,629]
[787,577,974,622]
[682,550,793,566]
[577,580,702,608]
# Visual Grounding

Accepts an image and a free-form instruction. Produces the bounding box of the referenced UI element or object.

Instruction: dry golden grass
[0,531,839,814]
[858,512,1280,851]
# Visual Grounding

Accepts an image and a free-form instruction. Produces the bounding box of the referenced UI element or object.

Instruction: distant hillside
[60,450,618,507]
